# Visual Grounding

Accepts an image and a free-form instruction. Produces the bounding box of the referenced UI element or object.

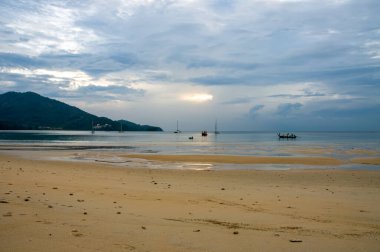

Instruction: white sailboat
[174,120,181,133]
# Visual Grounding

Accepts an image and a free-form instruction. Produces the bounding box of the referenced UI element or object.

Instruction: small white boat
[174,120,181,133]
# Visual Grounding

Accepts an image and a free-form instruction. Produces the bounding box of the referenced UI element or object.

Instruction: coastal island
[0,92,162,132]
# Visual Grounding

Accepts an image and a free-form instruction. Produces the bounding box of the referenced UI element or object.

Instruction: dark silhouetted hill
[0,91,162,131]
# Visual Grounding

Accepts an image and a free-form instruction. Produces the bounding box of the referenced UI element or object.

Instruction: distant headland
[0,91,163,131]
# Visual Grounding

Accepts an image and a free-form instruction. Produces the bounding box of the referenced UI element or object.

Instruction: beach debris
[71,229,83,237]
[69,193,74,196]
[141,226,146,230]
[193,229,200,232]
[117,211,121,214]
[52,187,58,190]
[221,188,225,190]
[0,200,9,203]
[48,205,53,208]
[77,199,84,202]
[233,231,239,235]
[3,212,12,217]
[24,198,29,202]
[289,239,303,243]
[83,212,87,215]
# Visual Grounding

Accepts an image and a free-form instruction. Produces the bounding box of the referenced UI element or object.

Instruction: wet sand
[351,157,380,165]
[1,152,380,251]
[124,154,343,166]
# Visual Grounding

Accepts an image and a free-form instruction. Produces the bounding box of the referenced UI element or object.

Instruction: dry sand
[1,152,380,251]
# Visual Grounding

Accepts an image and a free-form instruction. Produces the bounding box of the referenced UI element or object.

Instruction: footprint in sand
[3,212,12,217]
[71,229,83,237]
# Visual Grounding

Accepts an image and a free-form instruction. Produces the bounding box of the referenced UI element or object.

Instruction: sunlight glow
[181,93,213,103]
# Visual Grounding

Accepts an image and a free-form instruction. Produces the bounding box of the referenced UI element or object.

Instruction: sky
[0,0,379,131]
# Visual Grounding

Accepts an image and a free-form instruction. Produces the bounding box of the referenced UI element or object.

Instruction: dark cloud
[0,70,143,103]
[110,53,139,65]
[276,103,303,115]
[314,105,380,119]
[269,89,326,99]
[54,85,144,102]
[190,75,244,85]
[0,53,44,68]
[249,104,264,118]
[222,97,253,105]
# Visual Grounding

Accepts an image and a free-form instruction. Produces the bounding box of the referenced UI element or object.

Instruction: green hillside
[0,91,162,131]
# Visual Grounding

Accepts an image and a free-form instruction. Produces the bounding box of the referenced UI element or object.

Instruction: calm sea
[0,130,379,158]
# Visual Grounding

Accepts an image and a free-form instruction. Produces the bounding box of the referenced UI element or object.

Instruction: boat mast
[174,120,181,133]
[215,119,220,134]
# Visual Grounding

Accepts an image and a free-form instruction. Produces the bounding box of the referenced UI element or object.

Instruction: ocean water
[0,130,379,159]
[1,130,380,170]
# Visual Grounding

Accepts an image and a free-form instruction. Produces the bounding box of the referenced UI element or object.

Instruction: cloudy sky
[0,0,379,131]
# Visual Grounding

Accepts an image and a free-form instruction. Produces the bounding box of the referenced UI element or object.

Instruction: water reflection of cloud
[177,163,214,171]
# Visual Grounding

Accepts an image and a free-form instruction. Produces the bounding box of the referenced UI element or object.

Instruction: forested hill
[0,91,162,131]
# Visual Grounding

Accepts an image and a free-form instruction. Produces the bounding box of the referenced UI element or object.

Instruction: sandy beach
[1,152,380,252]
[124,153,343,165]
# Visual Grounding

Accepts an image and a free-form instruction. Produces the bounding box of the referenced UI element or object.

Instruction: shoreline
[2,149,380,171]
[1,152,380,251]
